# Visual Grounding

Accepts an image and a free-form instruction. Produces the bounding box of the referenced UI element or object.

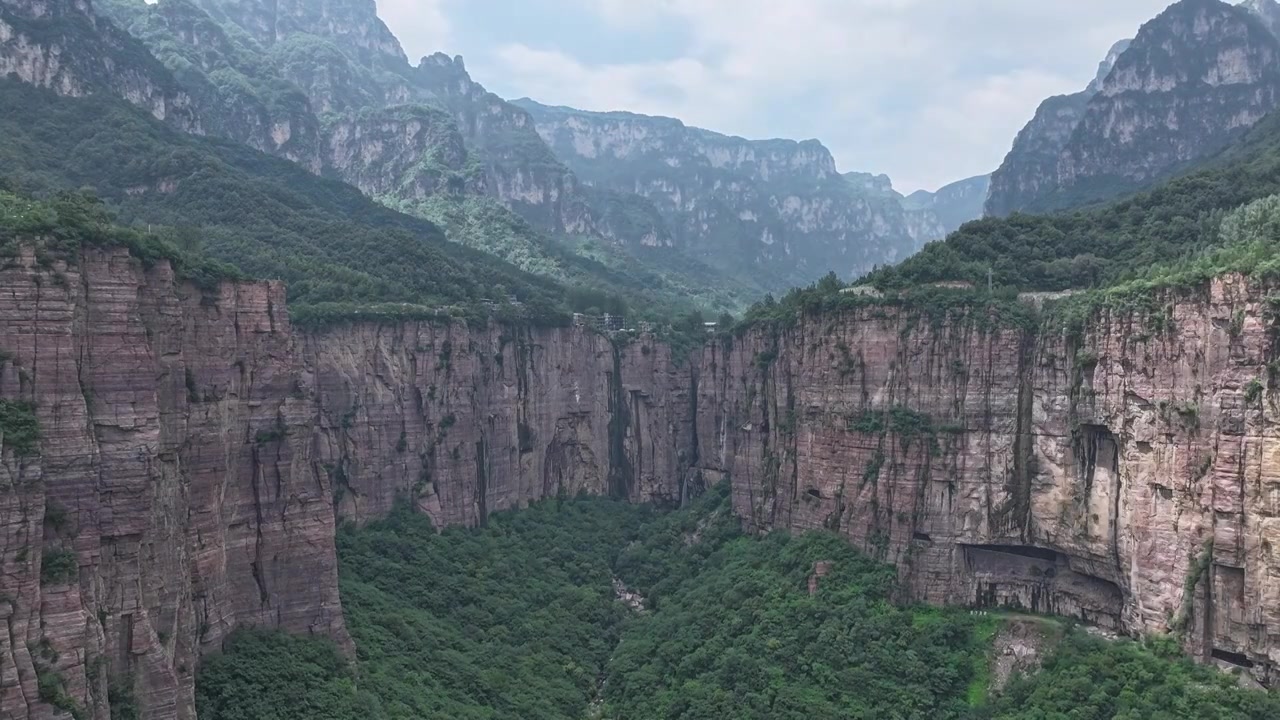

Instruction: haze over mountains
[11,0,1280,718]
[69,0,1003,294]
[988,0,1280,216]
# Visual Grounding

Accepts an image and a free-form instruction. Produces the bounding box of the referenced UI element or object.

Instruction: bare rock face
[1058,0,1280,192]
[984,39,1130,218]
[324,104,487,200]
[0,0,199,132]
[302,322,693,527]
[0,247,349,720]
[12,236,1280,719]
[0,243,693,720]
[987,0,1280,216]
[100,0,328,174]
[691,276,1280,684]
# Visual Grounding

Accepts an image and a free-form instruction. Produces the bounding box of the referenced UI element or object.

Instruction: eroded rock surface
[694,275,1280,685]
[6,243,1280,718]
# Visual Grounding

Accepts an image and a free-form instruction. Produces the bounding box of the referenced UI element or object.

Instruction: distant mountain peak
[987,0,1280,216]
[1086,38,1133,92]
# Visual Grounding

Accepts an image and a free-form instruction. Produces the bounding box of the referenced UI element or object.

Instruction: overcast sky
[375,0,1175,193]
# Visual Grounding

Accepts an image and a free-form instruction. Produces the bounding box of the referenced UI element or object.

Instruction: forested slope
[0,79,748,325]
[196,488,1280,720]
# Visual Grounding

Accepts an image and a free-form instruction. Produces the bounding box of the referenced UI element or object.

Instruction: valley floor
[194,485,1280,720]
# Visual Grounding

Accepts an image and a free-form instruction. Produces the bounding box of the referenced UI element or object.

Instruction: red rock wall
[4,244,1278,720]
[0,247,348,720]
[692,276,1280,684]
[0,246,693,720]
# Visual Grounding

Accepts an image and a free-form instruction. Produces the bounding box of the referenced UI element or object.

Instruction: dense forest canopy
[196,488,1280,720]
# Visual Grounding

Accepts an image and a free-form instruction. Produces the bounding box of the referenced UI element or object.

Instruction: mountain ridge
[986,0,1280,216]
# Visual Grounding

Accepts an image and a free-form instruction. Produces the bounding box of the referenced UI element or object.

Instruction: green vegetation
[329,497,656,720]
[737,272,1036,336]
[37,667,86,720]
[871,109,1280,293]
[734,177,1280,346]
[1173,539,1216,634]
[196,630,381,720]
[0,398,41,456]
[195,486,1280,719]
[40,549,78,585]
[848,406,938,438]
[602,512,983,719]
[0,77,755,330]
[981,632,1280,719]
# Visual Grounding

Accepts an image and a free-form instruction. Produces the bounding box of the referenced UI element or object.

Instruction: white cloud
[392,0,1176,191]
[375,0,452,62]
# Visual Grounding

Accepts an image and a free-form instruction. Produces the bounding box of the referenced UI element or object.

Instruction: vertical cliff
[0,246,346,720]
[984,39,1130,217]
[0,241,694,720]
[8,232,1280,718]
[692,277,1280,683]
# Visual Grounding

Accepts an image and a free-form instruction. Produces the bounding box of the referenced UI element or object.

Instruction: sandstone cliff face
[0,0,198,131]
[0,246,347,720]
[691,276,1280,683]
[9,238,1280,718]
[0,243,692,720]
[515,100,930,289]
[303,322,693,527]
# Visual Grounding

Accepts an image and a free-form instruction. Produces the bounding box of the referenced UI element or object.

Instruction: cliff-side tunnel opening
[962,544,1124,628]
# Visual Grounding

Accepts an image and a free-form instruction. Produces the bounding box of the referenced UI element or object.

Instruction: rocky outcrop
[1057,0,1280,196]
[191,0,407,71]
[323,104,486,199]
[515,100,931,289]
[1243,0,1280,39]
[988,0,1280,216]
[407,55,602,238]
[692,275,1280,685]
[0,243,691,720]
[0,0,198,131]
[985,39,1130,217]
[101,0,327,173]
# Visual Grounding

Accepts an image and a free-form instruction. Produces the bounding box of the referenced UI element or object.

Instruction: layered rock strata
[4,245,1280,718]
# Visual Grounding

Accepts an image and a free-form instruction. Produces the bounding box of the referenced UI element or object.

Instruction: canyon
[1,242,1278,719]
